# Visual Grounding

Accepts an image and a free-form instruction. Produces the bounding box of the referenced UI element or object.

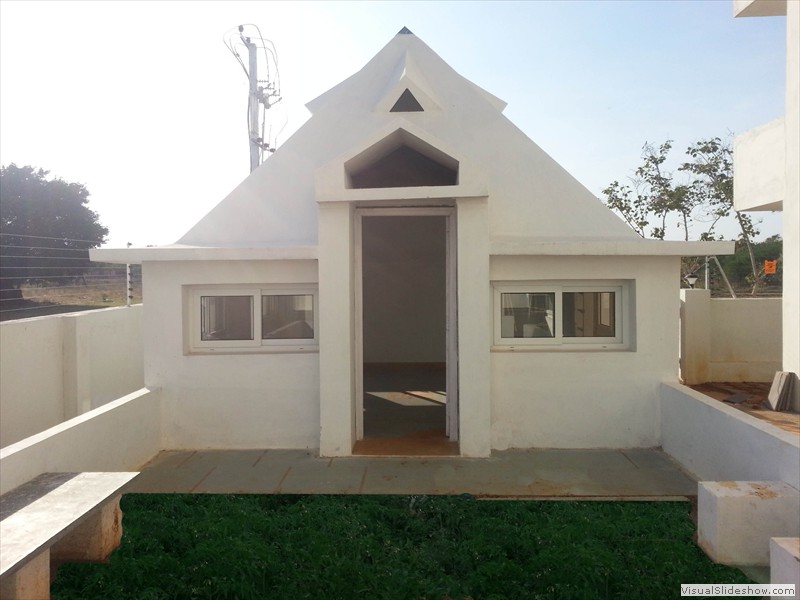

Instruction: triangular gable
[345,128,458,188]
[315,122,488,202]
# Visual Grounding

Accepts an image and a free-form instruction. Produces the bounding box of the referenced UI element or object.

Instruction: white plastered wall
[142,260,320,450]
[680,291,782,383]
[0,307,144,448]
[1,317,64,447]
[0,388,160,495]
[490,255,679,449]
[709,298,782,381]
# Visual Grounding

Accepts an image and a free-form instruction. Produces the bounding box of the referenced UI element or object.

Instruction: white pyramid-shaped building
[94,29,730,457]
[178,28,639,248]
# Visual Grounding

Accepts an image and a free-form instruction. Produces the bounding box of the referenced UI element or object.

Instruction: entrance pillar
[456,196,491,456]
[318,202,356,456]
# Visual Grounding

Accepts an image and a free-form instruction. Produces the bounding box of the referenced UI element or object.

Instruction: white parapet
[698,481,800,566]
[734,118,786,212]
[770,538,800,598]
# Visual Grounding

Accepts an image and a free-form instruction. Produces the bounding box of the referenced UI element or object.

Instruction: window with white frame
[493,282,627,348]
[188,286,318,352]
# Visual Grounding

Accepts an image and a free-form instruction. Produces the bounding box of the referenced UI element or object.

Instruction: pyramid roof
[173,28,644,249]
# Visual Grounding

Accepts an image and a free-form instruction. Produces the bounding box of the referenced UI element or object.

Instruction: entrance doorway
[354,209,458,455]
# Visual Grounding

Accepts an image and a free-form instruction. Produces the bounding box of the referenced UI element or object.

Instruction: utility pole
[243,33,260,173]
[225,24,281,174]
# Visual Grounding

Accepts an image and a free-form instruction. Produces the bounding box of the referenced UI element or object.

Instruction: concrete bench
[0,472,138,600]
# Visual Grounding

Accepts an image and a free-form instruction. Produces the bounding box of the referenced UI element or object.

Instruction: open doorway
[354,211,458,455]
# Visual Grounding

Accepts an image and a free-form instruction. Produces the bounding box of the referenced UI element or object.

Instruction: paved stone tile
[278,457,367,494]
[133,448,697,498]
[137,450,195,469]
[360,458,448,494]
[621,449,682,470]
[193,464,284,494]
[130,463,212,494]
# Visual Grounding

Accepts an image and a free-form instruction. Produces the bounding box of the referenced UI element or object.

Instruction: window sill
[187,346,319,356]
[491,344,631,353]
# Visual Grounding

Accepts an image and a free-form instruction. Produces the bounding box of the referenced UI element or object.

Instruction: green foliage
[0,164,108,293]
[603,137,754,243]
[717,235,783,288]
[602,137,770,294]
[52,495,755,600]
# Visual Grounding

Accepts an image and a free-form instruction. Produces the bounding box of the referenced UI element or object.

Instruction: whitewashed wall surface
[0,388,160,495]
[0,306,143,448]
[680,290,782,384]
[661,382,799,490]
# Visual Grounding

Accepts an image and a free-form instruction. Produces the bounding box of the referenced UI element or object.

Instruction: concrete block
[698,481,800,566]
[50,495,123,564]
[770,538,800,599]
[0,550,50,600]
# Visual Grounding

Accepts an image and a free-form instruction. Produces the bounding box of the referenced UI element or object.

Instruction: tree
[602,137,763,294]
[0,164,108,300]
[717,235,782,290]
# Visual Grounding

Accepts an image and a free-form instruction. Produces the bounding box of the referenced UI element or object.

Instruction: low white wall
[709,297,782,381]
[83,306,144,409]
[0,306,144,448]
[661,382,799,490]
[0,316,64,449]
[680,290,782,384]
[144,260,320,450]
[0,388,161,495]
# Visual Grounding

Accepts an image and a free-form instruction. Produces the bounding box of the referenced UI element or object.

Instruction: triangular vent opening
[390,88,424,112]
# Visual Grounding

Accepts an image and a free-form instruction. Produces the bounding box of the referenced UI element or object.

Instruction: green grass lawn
[52,495,755,600]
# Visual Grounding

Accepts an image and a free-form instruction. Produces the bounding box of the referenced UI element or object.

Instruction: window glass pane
[563,292,615,337]
[500,292,556,338]
[201,296,253,341]
[262,294,314,339]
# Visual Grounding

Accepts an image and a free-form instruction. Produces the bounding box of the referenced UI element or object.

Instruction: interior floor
[357,363,456,456]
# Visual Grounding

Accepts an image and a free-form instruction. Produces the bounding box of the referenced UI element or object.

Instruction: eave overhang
[90,245,318,265]
[490,239,736,256]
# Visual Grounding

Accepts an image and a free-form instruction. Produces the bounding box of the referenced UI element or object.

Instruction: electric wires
[0,233,141,319]
[222,24,283,170]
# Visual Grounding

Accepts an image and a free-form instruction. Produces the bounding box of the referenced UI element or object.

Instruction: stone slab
[0,472,138,577]
[0,549,50,600]
[698,481,800,566]
[770,537,800,598]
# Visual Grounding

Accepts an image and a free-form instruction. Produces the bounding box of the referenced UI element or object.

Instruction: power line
[0,284,141,302]
[1,304,83,314]
[1,255,92,261]
[0,273,135,280]
[0,244,92,252]
[0,232,105,244]
[223,24,282,172]
[0,269,140,277]
[0,266,125,270]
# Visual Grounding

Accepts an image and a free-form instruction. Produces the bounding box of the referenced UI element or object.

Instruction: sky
[0,0,787,248]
